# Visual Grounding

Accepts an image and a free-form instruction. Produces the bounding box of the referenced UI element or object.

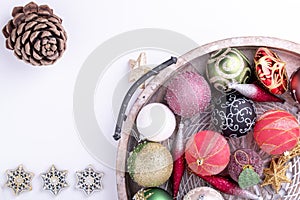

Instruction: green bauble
[127,141,173,187]
[133,188,172,200]
[206,48,252,93]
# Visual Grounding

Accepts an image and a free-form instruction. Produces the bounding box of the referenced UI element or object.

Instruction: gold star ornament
[129,52,151,89]
[261,158,291,193]
[5,165,34,195]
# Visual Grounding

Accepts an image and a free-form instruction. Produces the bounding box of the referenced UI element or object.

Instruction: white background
[1,0,300,199]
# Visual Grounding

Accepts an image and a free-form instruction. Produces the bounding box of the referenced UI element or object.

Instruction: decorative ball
[212,93,257,138]
[185,130,230,176]
[254,110,300,155]
[127,142,173,187]
[206,48,252,93]
[254,47,288,95]
[290,67,300,103]
[133,187,172,200]
[183,187,224,200]
[165,71,211,117]
[2,2,67,66]
[228,149,263,182]
[136,103,176,142]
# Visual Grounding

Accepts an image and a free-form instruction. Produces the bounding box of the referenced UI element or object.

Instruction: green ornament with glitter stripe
[206,48,252,93]
[238,165,261,189]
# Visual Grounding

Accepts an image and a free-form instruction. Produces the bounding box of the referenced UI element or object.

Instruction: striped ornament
[185,130,230,176]
[254,110,300,155]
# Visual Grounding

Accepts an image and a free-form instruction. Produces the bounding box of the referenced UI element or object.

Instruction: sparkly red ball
[254,110,300,155]
[165,71,211,117]
[185,130,230,176]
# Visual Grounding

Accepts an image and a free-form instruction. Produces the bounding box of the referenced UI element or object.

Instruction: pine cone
[2,2,67,66]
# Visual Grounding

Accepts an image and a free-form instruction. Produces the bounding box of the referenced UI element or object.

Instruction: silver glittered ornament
[5,165,34,195]
[75,165,104,195]
[41,165,68,195]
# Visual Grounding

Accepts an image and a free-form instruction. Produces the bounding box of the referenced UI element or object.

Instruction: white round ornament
[183,187,224,200]
[136,103,176,142]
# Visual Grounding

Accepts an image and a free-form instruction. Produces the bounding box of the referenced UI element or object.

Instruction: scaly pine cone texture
[2,2,67,66]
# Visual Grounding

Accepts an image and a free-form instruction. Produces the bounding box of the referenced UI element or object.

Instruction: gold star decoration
[261,158,291,193]
[129,52,151,89]
[5,165,34,195]
[261,142,300,193]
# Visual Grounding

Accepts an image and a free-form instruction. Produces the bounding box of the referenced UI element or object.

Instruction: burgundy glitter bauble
[290,67,300,103]
[165,71,211,117]
[228,149,263,182]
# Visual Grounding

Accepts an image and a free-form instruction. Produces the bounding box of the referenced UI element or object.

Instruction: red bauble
[254,47,288,95]
[254,110,300,155]
[290,67,300,103]
[185,130,230,176]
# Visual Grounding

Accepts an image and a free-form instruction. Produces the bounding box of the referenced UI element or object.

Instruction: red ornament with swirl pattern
[254,47,288,95]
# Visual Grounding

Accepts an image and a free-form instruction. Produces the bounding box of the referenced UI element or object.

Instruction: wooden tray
[116,36,300,200]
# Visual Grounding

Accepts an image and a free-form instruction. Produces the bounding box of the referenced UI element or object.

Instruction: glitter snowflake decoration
[41,165,68,195]
[75,165,104,195]
[5,165,34,195]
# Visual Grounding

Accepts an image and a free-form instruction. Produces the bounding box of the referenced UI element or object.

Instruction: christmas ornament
[228,149,262,189]
[136,103,176,142]
[75,165,104,196]
[185,130,230,176]
[127,141,173,187]
[2,2,67,66]
[165,71,211,117]
[129,52,151,89]
[171,123,185,199]
[227,82,284,103]
[228,149,262,187]
[206,47,252,93]
[196,174,262,200]
[5,165,34,195]
[41,165,68,195]
[133,187,172,200]
[254,47,288,95]
[261,158,291,193]
[212,93,256,138]
[261,142,300,193]
[183,187,224,200]
[290,67,300,103]
[254,110,300,155]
